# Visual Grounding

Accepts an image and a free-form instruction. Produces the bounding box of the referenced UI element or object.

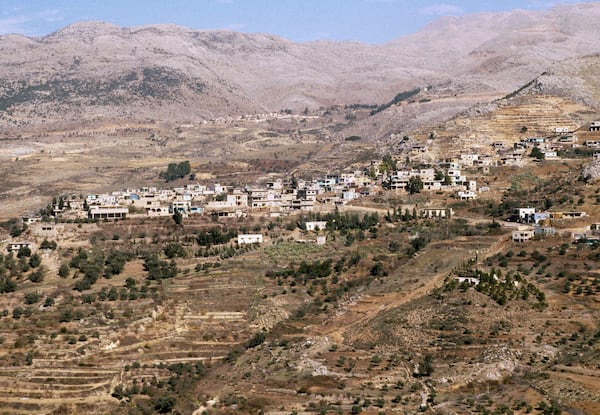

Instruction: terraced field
[0,251,275,414]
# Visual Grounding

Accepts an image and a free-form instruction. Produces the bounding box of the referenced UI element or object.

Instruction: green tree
[160,161,191,182]
[29,253,41,268]
[380,154,397,174]
[17,246,31,258]
[172,210,183,225]
[24,292,41,305]
[58,263,70,278]
[29,269,44,283]
[530,147,545,160]
[407,175,423,194]
[154,396,176,413]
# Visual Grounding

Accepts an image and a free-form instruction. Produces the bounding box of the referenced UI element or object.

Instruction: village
[6,120,600,257]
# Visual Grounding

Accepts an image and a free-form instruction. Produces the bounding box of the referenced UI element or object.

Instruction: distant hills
[1,2,600,130]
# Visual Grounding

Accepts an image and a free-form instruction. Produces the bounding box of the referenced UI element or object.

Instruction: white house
[515,208,536,222]
[420,208,453,218]
[7,242,32,253]
[237,234,263,245]
[457,190,477,200]
[146,206,171,217]
[305,221,328,232]
[88,207,128,220]
[512,228,535,242]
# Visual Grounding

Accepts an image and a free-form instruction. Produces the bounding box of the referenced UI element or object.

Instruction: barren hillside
[1,3,600,132]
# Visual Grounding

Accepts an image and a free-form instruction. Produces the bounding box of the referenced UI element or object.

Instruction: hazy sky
[0,0,595,43]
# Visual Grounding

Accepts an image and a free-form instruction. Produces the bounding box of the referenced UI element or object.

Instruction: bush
[12,307,23,319]
[58,263,70,278]
[29,269,45,283]
[247,331,266,348]
[29,253,41,268]
[17,246,31,258]
[24,292,41,305]
[154,396,177,413]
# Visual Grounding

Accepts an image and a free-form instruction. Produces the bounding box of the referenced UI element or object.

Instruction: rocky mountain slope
[1,3,600,131]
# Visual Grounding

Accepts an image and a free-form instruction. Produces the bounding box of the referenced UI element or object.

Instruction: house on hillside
[549,211,587,219]
[88,207,128,220]
[237,234,263,245]
[590,223,600,235]
[7,242,32,253]
[22,216,42,225]
[590,121,600,132]
[457,190,477,200]
[305,221,328,232]
[513,207,536,223]
[584,140,600,148]
[146,206,171,217]
[535,226,556,238]
[557,135,577,144]
[31,222,64,238]
[420,208,453,219]
[512,228,535,242]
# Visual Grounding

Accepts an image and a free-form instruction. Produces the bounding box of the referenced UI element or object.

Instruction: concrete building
[305,221,328,232]
[512,228,535,242]
[88,207,128,220]
[237,234,263,245]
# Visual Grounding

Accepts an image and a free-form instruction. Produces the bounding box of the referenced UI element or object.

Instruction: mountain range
[1,2,600,132]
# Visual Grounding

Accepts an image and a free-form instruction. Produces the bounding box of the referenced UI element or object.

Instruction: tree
[160,161,191,182]
[154,396,176,413]
[370,261,384,276]
[40,239,57,250]
[530,146,545,160]
[172,209,183,226]
[29,269,45,283]
[24,292,41,305]
[58,263,70,278]
[418,354,434,376]
[407,175,423,194]
[29,253,41,268]
[443,173,453,186]
[17,246,31,258]
[380,154,397,174]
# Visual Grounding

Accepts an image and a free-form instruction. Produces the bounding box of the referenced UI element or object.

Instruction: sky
[0,0,596,43]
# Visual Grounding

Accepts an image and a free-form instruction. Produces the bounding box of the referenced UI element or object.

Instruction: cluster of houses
[30,160,481,223]
[77,174,373,221]
[509,207,591,242]
[387,162,478,200]
[487,123,600,166]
